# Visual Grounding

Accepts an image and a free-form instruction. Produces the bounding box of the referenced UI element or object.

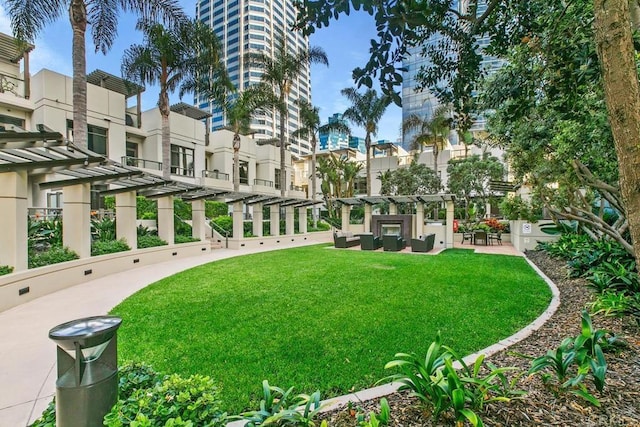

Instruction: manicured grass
[110,246,551,414]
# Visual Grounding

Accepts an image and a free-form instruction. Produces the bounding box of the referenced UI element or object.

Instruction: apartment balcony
[253,178,276,195]
[121,156,162,177]
[0,72,33,110]
[288,184,307,198]
[200,169,232,190]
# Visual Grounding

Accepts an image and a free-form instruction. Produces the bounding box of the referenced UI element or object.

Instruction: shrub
[308,221,331,232]
[205,201,228,218]
[91,239,131,256]
[231,380,322,427]
[137,235,168,249]
[380,333,523,426]
[28,216,63,251]
[33,363,226,427]
[137,225,157,237]
[174,215,192,237]
[104,373,226,427]
[136,196,157,220]
[174,235,200,244]
[499,195,541,222]
[173,198,192,219]
[29,247,79,269]
[91,217,116,242]
[0,265,13,276]
[211,216,233,236]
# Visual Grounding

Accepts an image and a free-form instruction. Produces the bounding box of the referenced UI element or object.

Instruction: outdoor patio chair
[360,233,382,250]
[461,232,474,244]
[488,231,503,245]
[383,234,406,252]
[474,230,488,245]
[411,233,435,253]
[333,231,360,248]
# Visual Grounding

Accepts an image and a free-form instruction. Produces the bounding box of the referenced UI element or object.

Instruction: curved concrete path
[0,238,332,427]
[0,239,554,426]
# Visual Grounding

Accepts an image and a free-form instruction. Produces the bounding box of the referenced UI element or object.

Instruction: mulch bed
[319,250,640,426]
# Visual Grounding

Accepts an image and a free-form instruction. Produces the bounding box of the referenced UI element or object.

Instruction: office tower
[318,113,349,151]
[401,0,504,149]
[196,0,312,156]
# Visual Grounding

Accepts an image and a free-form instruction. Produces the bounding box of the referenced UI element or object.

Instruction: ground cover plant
[110,246,551,414]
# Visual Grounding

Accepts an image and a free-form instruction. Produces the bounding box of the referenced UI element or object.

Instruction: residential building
[195,0,313,156]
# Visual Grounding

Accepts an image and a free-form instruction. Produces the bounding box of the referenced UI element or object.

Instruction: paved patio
[0,238,524,426]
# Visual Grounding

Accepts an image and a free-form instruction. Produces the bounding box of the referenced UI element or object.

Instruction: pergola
[333,194,457,248]
[0,132,320,270]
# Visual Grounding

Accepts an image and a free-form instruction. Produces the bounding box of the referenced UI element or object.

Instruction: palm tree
[121,19,227,179]
[402,104,452,177]
[342,160,363,197]
[245,38,329,196]
[6,0,185,149]
[293,100,351,226]
[341,88,391,196]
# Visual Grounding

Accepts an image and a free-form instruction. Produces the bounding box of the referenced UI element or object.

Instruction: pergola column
[298,206,307,234]
[0,171,28,271]
[341,204,350,230]
[191,199,206,241]
[445,200,455,248]
[415,203,424,238]
[363,203,372,233]
[285,206,295,235]
[270,205,280,236]
[115,191,137,249]
[157,196,175,245]
[389,203,397,215]
[232,201,244,239]
[252,203,263,237]
[63,183,91,258]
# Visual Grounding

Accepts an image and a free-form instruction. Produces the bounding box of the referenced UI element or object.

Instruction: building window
[66,120,108,155]
[275,168,281,189]
[0,114,25,129]
[170,144,194,176]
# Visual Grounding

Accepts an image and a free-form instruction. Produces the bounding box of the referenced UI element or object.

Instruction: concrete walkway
[0,238,331,427]
[0,238,528,426]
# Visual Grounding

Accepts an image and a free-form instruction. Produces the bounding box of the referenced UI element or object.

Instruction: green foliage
[447,154,504,219]
[308,221,330,232]
[28,216,63,251]
[104,365,226,427]
[380,333,523,426]
[231,380,322,427]
[91,217,116,242]
[499,195,542,222]
[174,235,200,244]
[205,201,228,218]
[0,265,13,276]
[137,225,157,237]
[378,162,441,196]
[30,399,56,426]
[356,398,390,427]
[173,199,192,219]
[528,310,615,406]
[29,247,79,269]
[92,239,131,256]
[174,215,192,237]
[137,236,168,249]
[211,216,232,236]
[137,196,157,220]
[589,291,640,319]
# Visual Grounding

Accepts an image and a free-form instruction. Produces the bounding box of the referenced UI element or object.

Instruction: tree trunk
[594,0,640,262]
[69,0,87,149]
[279,94,287,197]
[233,132,240,192]
[311,135,318,228]
[159,89,171,180]
[365,134,371,196]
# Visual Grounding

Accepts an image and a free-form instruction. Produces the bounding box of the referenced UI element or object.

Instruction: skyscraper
[196,0,312,156]
[401,0,504,149]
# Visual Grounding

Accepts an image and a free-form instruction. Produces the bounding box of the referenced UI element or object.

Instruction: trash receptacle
[49,316,122,427]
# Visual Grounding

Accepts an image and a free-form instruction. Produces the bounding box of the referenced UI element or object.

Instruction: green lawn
[110,246,551,414]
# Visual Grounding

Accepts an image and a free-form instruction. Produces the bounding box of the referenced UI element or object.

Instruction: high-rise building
[318,113,349,151]
[196,0,312,156]
[401,0,504,149]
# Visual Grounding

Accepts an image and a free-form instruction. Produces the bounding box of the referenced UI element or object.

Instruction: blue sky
[0,1,402,142]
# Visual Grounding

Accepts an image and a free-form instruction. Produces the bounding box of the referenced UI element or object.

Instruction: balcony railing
[202,170,229,180]
[254,178,274,187]
[289,184,303,191]
[122,156,162,170]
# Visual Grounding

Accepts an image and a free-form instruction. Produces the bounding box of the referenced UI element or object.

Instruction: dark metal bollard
[49,316,122,427]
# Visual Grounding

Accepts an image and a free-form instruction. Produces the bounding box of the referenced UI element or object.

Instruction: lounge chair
[488,231,503,245]
[383,234,406,252]
[411,233,435,252]
[333,231,360,248]
[360,233,382,250]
